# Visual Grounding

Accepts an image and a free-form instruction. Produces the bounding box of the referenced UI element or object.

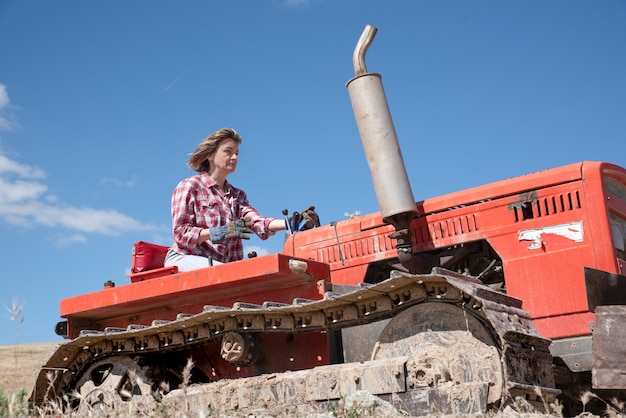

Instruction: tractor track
[30,267,558,414]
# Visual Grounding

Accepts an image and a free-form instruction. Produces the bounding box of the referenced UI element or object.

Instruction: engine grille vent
[513,191,581,222]
[317,234,395,263]
[420,214,478,242]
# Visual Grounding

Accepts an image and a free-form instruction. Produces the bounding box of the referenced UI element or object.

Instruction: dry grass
[0,342,59,395]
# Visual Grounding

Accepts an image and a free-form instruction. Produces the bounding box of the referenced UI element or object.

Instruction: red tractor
[32,26,625,416]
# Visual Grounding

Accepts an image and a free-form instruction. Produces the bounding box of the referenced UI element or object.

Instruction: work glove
[290,206,320,232]
[300,206,320,229]
[209,218,253,243]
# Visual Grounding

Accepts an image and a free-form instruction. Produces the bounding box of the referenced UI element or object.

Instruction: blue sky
[1,0,625,345]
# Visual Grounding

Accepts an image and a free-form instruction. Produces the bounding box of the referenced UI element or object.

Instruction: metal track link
[30,267,556,411]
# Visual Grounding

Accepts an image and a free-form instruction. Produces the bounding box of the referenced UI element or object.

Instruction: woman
[164,128,287,272]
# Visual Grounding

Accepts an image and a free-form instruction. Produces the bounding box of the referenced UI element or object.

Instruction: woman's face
[208,138,239,175]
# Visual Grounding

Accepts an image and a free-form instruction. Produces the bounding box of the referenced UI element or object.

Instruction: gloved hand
[290,206,320,231]
[300,206,320,229]
[209,218,253,243]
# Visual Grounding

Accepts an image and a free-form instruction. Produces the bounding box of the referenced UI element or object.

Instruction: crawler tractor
[32,26,626,416]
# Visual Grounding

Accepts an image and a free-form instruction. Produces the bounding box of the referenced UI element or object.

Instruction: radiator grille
[423,214,478,241]
[317,233,395,263]
[514,191,581,222]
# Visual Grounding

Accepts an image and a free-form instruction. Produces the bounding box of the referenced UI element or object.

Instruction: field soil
[0,342,60,395]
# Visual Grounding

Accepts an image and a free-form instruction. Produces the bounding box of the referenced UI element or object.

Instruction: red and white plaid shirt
[170,172,275,263]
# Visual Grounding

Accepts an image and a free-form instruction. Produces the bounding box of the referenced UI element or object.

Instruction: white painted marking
[518,221,584,250]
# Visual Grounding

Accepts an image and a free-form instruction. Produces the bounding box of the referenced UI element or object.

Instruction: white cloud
[100,175,139,188]
[285,0,311,7]
[0,84,17,131]
[0,151,153,238]
[0,85,9,108]
[54,233,87,248]
[0,85,151,243]
[0,153,46,178]
[0,177,47,204]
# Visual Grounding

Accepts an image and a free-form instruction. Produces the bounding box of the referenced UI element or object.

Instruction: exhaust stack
[347,25,434,273]
[346,25,417,231]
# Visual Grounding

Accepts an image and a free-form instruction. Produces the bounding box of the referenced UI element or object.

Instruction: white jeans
[164,249,222,272]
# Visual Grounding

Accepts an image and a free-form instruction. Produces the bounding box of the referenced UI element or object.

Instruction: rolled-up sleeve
[236,191,275,240]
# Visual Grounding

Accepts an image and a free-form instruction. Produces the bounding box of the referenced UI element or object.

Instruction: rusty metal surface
[592,305,626,389]
[549,335,593,372]
[585,267,626,311]
[346,25,417,227]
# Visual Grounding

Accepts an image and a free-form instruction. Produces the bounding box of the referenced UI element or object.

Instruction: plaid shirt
[170,172,275,263]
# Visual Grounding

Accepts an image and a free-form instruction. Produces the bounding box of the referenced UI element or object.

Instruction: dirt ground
[0,342,60,395]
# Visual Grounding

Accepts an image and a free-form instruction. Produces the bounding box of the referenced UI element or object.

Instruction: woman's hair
[187,128,243,172]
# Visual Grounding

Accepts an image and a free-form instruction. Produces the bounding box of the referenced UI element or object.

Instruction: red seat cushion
[131,241,170,273]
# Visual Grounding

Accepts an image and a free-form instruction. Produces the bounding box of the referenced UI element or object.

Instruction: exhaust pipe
[346,25,417,230]
[347,25,434,273]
